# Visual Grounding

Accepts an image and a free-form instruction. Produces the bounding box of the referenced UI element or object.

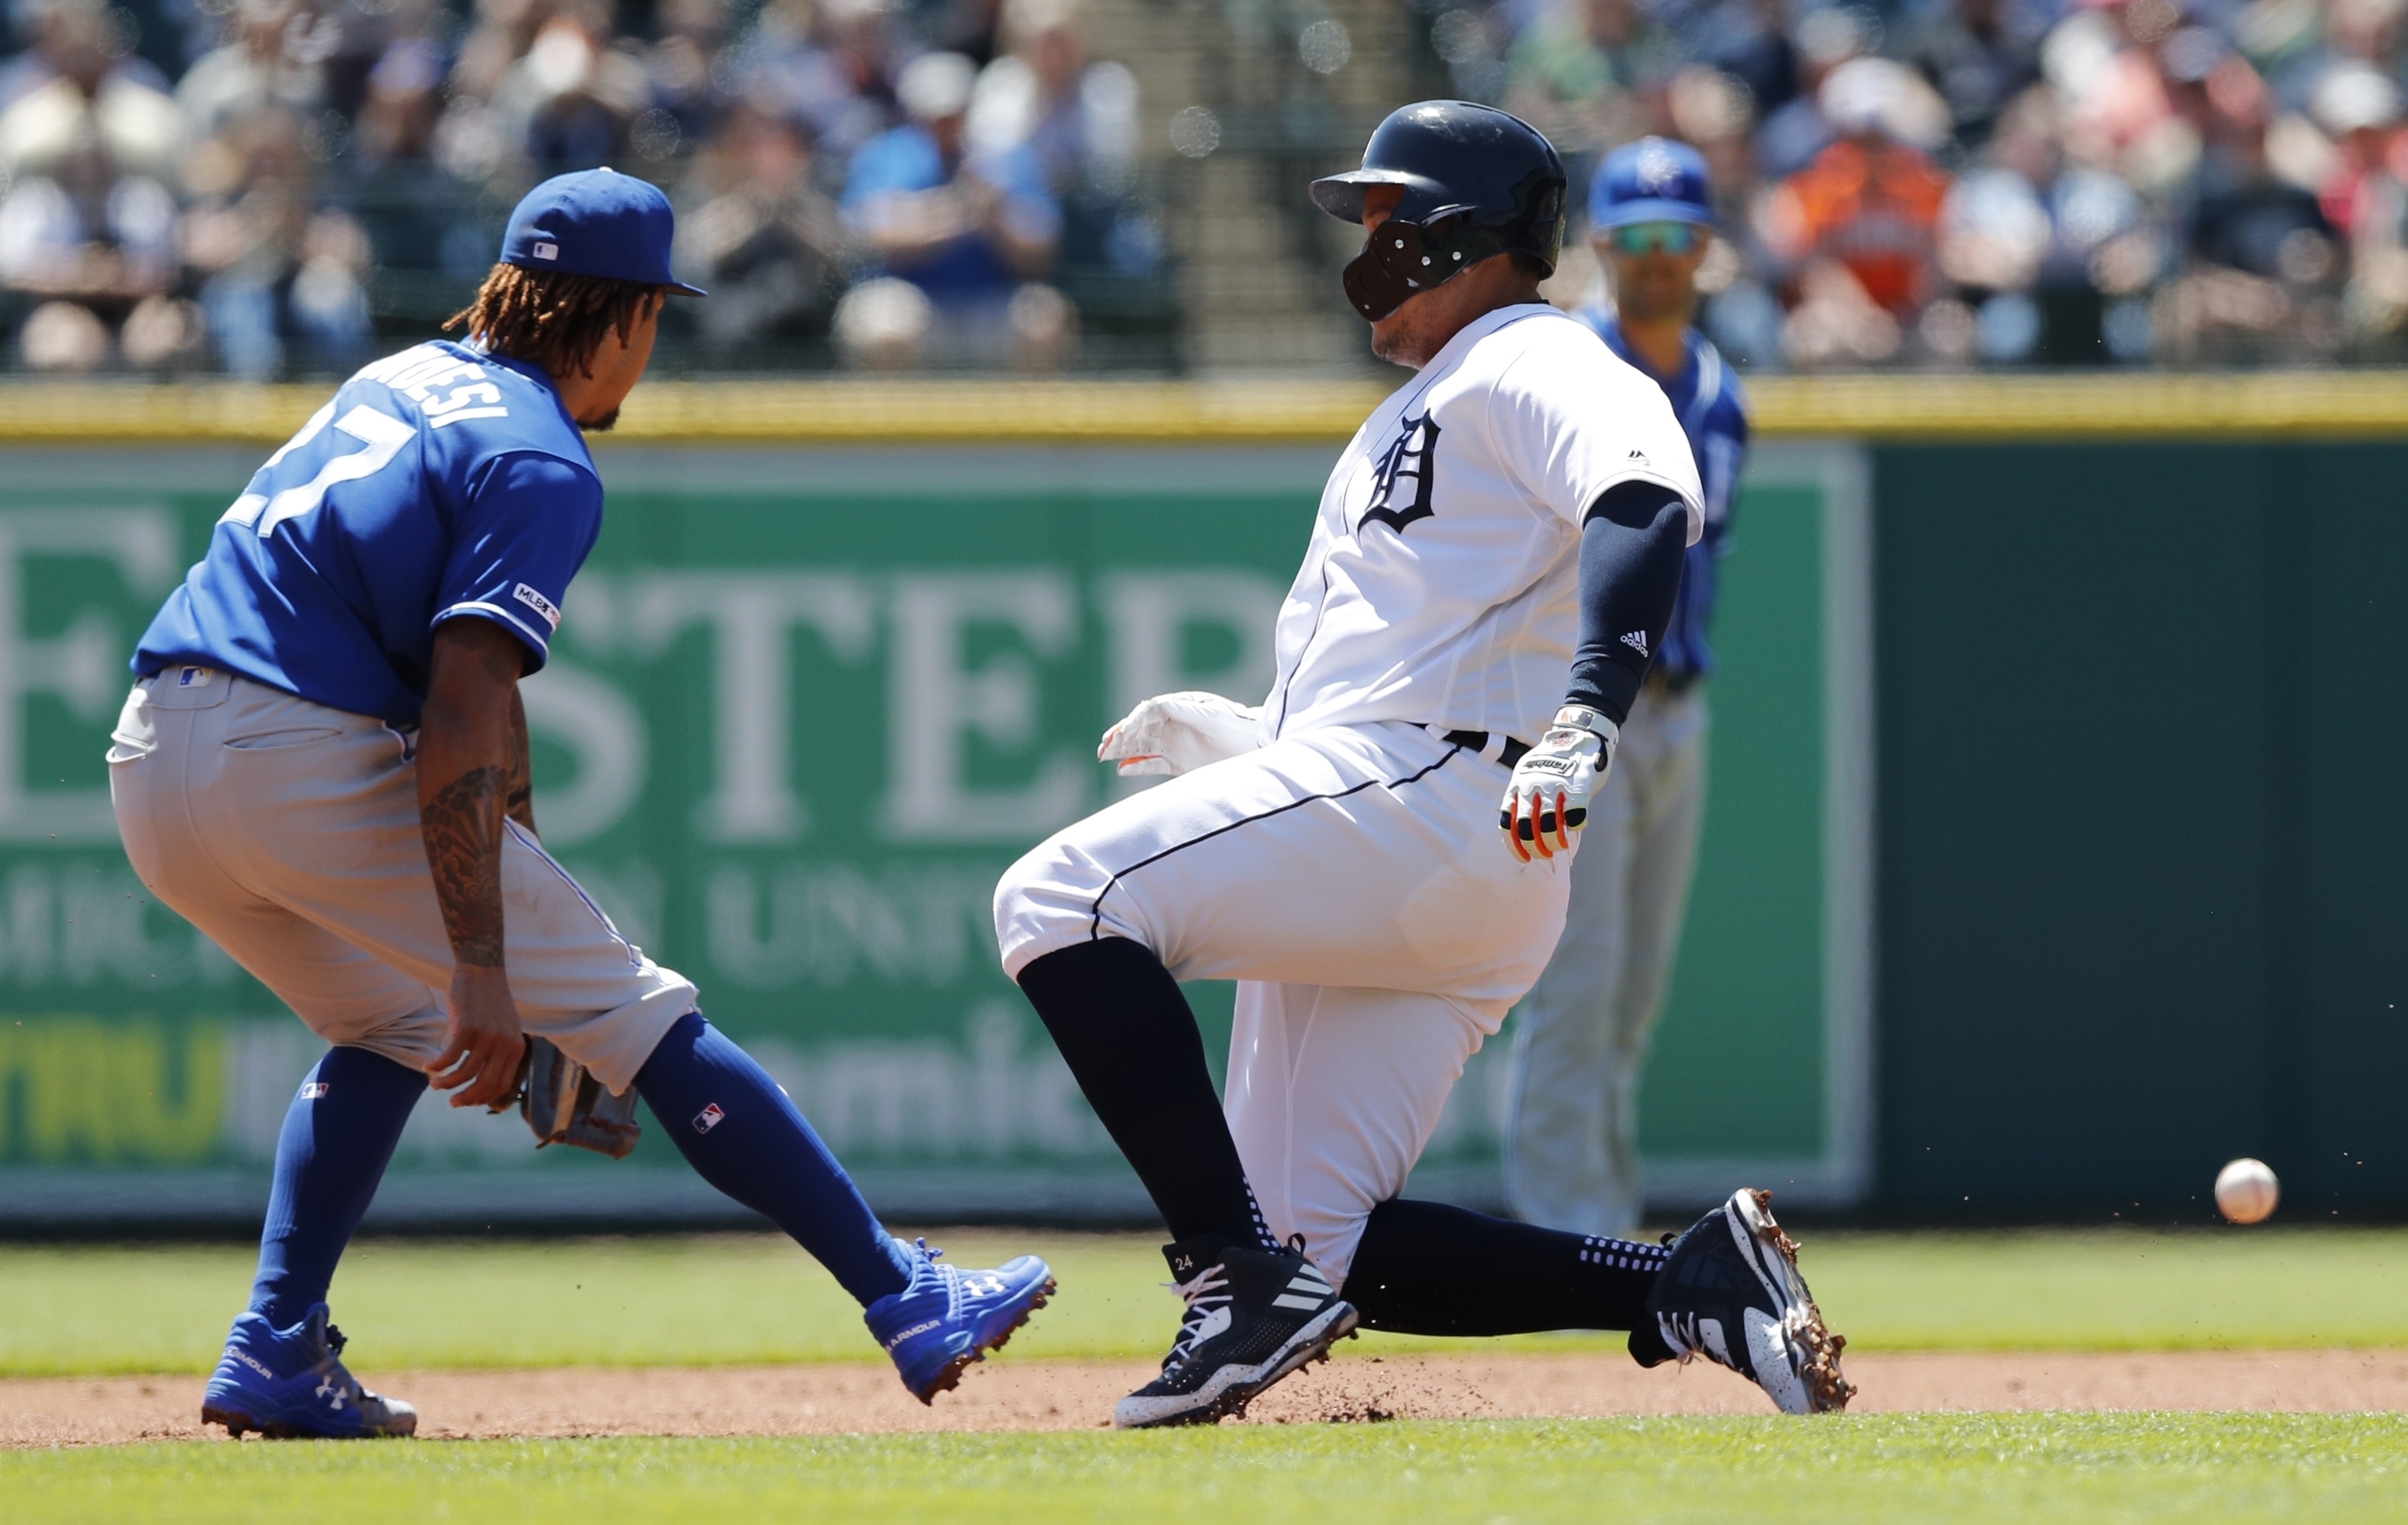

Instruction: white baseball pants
[107,669,696,1094]
[1503,683,1708,1237]
[995,720,1575,1282]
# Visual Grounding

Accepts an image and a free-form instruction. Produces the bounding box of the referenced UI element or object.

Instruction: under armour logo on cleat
[1620,630,1649,656]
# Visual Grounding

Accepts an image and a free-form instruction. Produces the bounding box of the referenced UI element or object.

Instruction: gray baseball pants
[107,667,696,1095]
[1502,682,1708,1238]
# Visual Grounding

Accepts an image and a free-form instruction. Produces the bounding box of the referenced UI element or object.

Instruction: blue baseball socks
[250,1045,428,1329]
[633,1011,914,1305]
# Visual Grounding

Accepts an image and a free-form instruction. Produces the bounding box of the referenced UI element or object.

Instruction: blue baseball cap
[1589,137,1715,231]
[500,167,706,296]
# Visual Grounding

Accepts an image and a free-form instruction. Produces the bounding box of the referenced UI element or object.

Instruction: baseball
[2215,1157,2280,1225]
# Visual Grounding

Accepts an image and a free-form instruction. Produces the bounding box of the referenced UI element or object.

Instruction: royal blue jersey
[1577,308,1750,680]
[135,341,603,728]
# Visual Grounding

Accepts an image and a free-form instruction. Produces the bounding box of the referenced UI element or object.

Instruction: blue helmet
[1589,137,1714,231]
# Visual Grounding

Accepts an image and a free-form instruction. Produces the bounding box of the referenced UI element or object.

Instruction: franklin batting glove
[1098,691,1265,777]
[1499,704,1618,863]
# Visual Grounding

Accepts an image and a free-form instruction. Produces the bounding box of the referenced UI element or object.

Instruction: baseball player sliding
[110,169,1052,1440]
[1505,137,1752,1240]
[995,103,1852,1426]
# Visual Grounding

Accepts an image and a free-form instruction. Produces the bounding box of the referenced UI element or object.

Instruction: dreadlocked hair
[444,264,665,379]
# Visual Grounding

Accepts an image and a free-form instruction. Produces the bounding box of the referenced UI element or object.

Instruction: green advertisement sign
[0,441,1868,1227]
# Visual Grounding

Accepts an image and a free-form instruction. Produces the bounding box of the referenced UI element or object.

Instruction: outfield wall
[0,375,2399,1228]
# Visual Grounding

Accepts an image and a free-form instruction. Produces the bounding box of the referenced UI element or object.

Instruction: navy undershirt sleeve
[1563,481,1691,726]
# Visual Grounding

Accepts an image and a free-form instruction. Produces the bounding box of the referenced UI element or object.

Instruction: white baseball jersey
[1261,303,1704,747]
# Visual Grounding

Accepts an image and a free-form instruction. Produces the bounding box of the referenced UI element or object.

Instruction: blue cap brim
[1590,198,1715,230]
[668,281,708,296]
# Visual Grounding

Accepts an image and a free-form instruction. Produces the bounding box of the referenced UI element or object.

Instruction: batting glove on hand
[1500,704,1618,864]
[1098,691,1264,777]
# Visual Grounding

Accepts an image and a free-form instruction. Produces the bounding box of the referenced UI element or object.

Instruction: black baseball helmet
[1312,101,1568,322]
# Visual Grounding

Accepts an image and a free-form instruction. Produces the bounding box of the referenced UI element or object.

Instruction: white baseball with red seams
[996,302,1703,1285]
[2215,1157,2280,1224]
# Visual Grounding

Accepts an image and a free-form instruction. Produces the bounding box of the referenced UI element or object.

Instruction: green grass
[5,1227,2405,1377]
[7,1415,2407,1523]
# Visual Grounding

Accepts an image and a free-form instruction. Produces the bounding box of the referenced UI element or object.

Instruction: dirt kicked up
[7,1349,2408,1448]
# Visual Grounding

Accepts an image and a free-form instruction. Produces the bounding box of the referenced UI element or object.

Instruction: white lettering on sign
[883,572,1085,842]
[627,572,877,843]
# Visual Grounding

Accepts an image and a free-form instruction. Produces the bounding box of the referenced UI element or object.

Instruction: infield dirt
[7,1349,2407,1447]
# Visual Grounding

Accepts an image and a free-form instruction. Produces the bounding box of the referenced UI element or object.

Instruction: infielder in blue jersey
[1505,138,1751,1239]
[110,169,1052,1439]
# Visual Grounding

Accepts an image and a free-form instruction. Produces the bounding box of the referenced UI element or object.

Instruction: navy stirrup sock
[1015,937,1278,1250]
[1343,1197,1668,1338]
[635,1011,912,1305]
[250,1046,428,1330]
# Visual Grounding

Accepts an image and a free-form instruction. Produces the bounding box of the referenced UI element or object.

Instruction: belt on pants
[1425,726,1532,770]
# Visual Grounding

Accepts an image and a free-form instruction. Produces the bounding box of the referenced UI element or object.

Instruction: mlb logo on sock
[299,1081,329,1099]
[694,1103,725,1134]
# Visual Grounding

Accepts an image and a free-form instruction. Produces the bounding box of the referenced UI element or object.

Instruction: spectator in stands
[741,0,904,182]
[1897,0,2048,151]
[0,0,184,188]
[646,0,736,151]
[1505,0,1680,155]
[2158,102,2343,360]
[347,38,492,327]
[492,0,648,180]
[2312,58,2408,345]
[966,0,1136,197]
[1687,0,1798,125]
[0,0,172,115]
[1753,4,1870,180]
[174,0,330,143]
[836,48,1068,368]
[0,116,189,368]
[1762,57,1953,365]
[675,99,850,356]
[181,102,372,376]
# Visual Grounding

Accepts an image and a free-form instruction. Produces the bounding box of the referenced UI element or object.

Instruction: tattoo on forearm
[422,764,506,968]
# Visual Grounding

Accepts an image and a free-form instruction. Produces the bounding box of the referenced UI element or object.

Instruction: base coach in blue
[110,169,1053,1439]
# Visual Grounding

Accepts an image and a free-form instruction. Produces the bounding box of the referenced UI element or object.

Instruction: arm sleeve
[1564,481,1690,726]
[430,451,603,673]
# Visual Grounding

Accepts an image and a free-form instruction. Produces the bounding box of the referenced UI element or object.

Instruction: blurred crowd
[14,0,2408,376]
[0,0,1158,375]
[1438,0,2408,364]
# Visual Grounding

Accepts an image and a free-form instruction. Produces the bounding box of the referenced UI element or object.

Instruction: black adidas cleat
[1636,1188,1854,1413]
[1113,1234,1359,1429]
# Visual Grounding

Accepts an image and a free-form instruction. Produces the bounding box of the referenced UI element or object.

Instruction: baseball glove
[510,1037,643,1159]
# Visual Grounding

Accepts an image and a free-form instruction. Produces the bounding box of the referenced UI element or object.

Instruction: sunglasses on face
[1608,222,1704,255]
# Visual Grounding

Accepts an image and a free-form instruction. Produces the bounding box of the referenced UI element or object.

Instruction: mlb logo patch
[299,1081,330,1100]
[177,666,209,688]
[694,1103,725,1134]
[513,582,562,630]
[532,240,560,261]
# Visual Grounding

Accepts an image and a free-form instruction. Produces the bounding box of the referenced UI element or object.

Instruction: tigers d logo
[1359,412,1440,534]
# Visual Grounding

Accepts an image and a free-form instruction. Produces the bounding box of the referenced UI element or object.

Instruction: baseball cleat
[863,1237,1055,1404]
[1637,1188,1854,1414]
[200,1304,418,1439]
[1113,1234,1359,1429]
